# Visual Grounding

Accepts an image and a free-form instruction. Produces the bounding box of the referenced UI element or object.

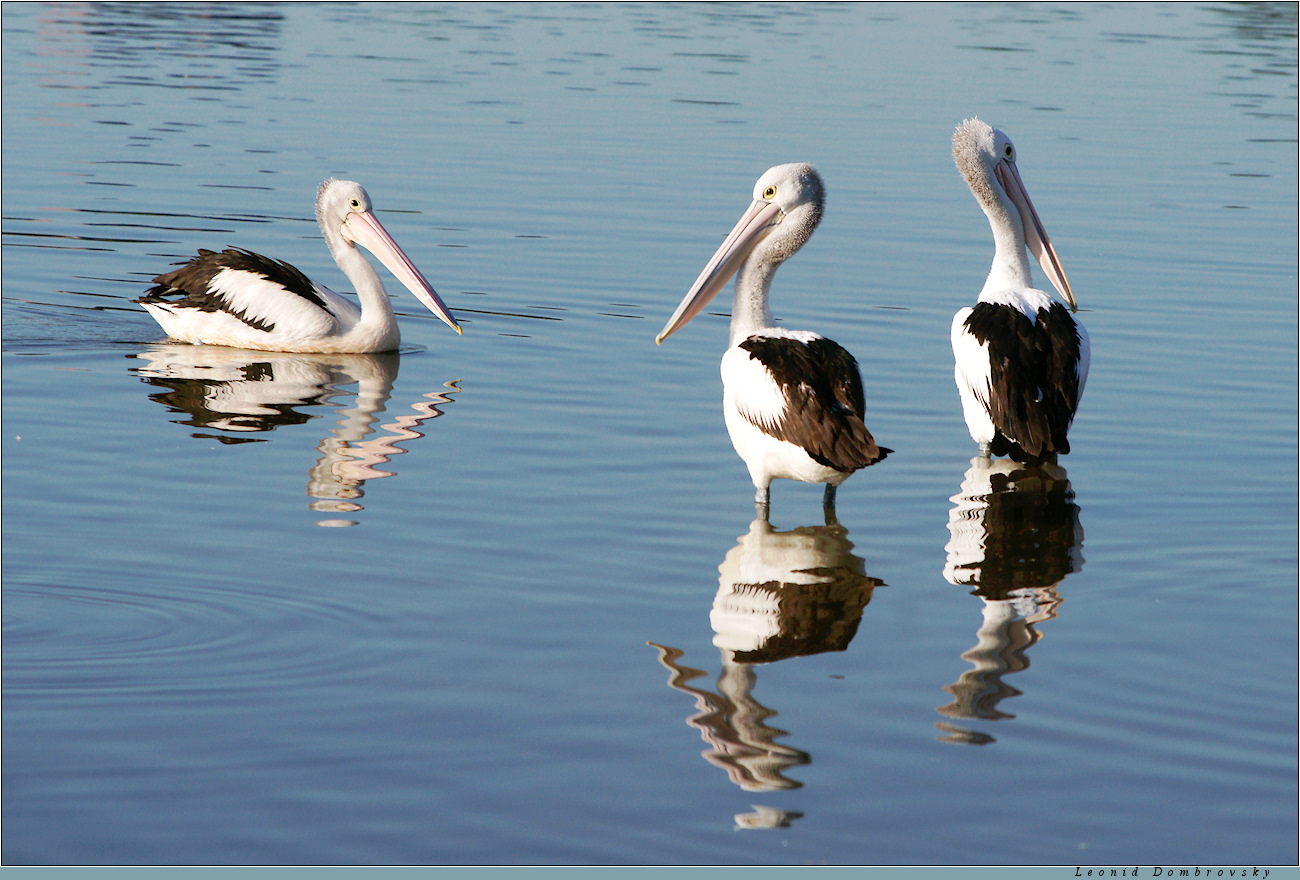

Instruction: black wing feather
[136,247,327,333]
[739,335,890,473]
[964,301,1083,463]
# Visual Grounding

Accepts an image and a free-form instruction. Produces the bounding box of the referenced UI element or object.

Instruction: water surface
[3,2,1296,866]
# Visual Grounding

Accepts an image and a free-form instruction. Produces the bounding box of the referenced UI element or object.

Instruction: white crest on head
[315,178,372,240]
[953,118,1006,202]
[749,163,825,265]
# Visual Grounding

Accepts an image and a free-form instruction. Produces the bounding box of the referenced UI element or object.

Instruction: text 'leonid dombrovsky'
[1074,870,1271,878]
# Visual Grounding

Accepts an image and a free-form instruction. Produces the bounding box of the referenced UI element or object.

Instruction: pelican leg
[822,483,838,518]
[978,442,992,458]
[755,485,770,506]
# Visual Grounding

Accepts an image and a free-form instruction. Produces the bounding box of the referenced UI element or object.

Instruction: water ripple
[3,577,384,700]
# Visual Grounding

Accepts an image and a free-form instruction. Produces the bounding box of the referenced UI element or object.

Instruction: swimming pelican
[951,118,1089,463]
[657,163,889,510]
[136,178,462,353]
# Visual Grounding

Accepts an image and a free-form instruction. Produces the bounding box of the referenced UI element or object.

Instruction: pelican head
[952,118,1075,312]
[657,163,825,344]
[315,178,462,334]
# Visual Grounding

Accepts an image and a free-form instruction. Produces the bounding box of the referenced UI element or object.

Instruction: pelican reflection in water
[650,514,882,827]
[938,456,1083,745]
[130,346,459,526]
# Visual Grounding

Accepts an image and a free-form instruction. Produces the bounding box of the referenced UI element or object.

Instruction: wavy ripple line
[3,579,388,700]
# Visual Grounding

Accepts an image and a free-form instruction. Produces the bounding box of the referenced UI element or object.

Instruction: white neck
[980,188,1034,301]
[729,260,775,346]
[323,223,395,329]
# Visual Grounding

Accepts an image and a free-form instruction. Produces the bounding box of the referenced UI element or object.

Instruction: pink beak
[656,199,785,344]
[995,160,1077,312]
[343,209,463,334]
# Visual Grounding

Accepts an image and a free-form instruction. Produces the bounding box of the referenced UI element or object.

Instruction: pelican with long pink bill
[136,179,462,353]
[657,163,890,512]
[951,118,1090,463]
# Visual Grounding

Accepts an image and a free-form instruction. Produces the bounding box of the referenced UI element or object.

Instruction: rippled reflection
[651,513,882,825]
[128,345,458,526]
[938,457,1084,745]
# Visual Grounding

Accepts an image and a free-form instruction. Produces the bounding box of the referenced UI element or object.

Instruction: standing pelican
[657,163,889,510]
[136,179,462,353]
[951,118,1089,463]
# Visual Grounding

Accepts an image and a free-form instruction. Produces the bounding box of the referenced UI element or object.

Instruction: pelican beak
[343,211,463,334]
[656,199,785,344]
[995,160,1077,312]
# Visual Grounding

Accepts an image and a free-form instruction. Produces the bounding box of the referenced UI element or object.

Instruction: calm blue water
[3,2,1296,867]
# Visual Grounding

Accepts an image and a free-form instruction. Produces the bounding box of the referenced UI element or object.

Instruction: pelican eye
[762,185,777,200]
[348,198,362,210]
[1004,144,1014,159]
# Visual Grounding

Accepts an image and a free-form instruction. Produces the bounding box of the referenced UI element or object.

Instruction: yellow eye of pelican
[1004,144,1013,158]
[349,198,362,210]
[762,185,777,200]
